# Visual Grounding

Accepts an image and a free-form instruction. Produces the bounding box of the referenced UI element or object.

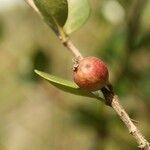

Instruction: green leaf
[33,0,68,34]
[63,0,91,34]
[35,70,103,101]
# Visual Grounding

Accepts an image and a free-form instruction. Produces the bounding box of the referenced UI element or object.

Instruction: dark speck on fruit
[85,64,91,69]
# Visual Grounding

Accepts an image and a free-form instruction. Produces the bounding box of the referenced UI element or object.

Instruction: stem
[101,88,150,150]
[112,96,150,150]
[25,1,150,149]
[62,39,83,60]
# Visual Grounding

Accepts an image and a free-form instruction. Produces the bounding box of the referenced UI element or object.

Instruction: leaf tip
[34,69,39,74]
[34,70,50,81]
[34,69,42,76]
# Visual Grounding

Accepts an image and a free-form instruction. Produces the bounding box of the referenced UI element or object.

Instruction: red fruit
[73,57,109,91]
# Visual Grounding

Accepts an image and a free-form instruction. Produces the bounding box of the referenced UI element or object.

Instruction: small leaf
[33,0,68,34]
[64,0,91,34]
[35,70,103,101]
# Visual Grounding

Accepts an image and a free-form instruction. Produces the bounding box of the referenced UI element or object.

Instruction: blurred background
[0,0,149,149]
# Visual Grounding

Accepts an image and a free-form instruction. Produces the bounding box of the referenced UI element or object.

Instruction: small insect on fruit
[73,57,109,91]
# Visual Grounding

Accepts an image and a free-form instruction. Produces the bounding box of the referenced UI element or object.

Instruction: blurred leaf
[138,71,150,99]
[35,70,103,101]
[115,76,131,96]
[30,48,51,81]
[117,0,132,9]
[99,30,126,64]
[135,31,150,49]
[64,0,90,34]
[33,0,68,34]
[72,106,109,133]
[0,19,4,40]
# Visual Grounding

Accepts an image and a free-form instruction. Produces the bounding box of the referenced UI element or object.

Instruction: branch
[62,38,150,149]
[25,1,150,149]
[62,39,83,60]
[101,87,150,150]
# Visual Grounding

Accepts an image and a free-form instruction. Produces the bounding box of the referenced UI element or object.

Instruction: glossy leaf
[35,70,103,101]
[33,0,68,34]
[64,0,91,34]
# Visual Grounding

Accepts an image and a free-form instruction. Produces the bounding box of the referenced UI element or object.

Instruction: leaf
[135,32,150,49]
[33,0,68,34]
[63,0,91,34]
[35,70,103,101]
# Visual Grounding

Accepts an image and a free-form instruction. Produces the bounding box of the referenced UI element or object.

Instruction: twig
[59,36,150,149]
[63,40,83,60]
[101,87,150,150]
[25,1,150,149]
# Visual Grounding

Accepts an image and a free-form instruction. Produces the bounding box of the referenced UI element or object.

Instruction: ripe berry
[73,57,109,91]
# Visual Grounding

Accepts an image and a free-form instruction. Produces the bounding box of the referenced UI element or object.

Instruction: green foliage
[34,0,68,34]
[99,30,127,64]
[1,1,150,149]
[35,70,103,101]
[63,0,91,34]
[135,31,150,49]
[0,19,4,40]
[72,106,109,133]
[33,0,90,37]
